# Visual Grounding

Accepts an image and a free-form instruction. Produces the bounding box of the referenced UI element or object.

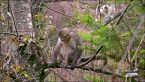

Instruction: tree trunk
[9,0,34,36]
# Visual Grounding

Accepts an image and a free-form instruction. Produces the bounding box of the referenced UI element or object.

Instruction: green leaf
[138,49,145,55]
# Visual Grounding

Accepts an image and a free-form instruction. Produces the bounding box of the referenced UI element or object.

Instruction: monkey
[96,4,115,20]
[48,28,82,69]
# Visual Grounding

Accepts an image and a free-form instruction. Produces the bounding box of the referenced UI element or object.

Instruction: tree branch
[44,63,122,78]
[76,45,104,67]
[0,32,17,36]
[115,4,131,25]
[44,3,72,18]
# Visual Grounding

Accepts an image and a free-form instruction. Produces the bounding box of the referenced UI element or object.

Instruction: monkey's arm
[51,38,62,63]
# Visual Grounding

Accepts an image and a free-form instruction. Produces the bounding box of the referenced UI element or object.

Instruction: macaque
[49,28,82,68]
[96,4,115,19]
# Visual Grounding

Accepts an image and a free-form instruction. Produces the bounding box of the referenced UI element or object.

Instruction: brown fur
[50,28,82,68]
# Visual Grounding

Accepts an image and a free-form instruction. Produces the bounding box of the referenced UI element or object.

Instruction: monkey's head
[58,28,71,43]
[100,5,109,14]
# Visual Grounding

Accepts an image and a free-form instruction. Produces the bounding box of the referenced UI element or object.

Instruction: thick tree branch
[44,63,122,78]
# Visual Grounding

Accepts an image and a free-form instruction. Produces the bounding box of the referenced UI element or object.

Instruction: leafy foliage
[1,0,145,81]
[74,11,98,29]
[79,25,122,61]
[132,0,145,14]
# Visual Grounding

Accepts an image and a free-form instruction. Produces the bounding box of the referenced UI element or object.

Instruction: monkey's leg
[48,41,62,65]
[64,54,70,66]
[70,53,80,67]
[72,50,82,65]
[58,53,64,63]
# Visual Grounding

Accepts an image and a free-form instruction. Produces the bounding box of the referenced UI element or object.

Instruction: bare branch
[131,33,145,62]
[76,45,104,67]
[45,63,122,78]
[0,32,17,36]
[115,4,131,25]
[44,3,72,18]
[78,66,121,78]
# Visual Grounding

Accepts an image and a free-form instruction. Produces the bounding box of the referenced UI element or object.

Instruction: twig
[115,4,131,25]
[79,66,113,75]
[103,11,122,26]
[76,45,104,67]
[44,3,72,18]
[131,33,145,62]
[0,32,17,36]
[79,66,122,78]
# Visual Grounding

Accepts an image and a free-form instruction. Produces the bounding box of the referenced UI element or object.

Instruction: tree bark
[9,0,34,36]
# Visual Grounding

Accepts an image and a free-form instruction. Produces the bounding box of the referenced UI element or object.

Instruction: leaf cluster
[79,26,122,61]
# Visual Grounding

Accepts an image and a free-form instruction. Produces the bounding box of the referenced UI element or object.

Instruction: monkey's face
[100,5,109,14]
[59,32,71,43]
